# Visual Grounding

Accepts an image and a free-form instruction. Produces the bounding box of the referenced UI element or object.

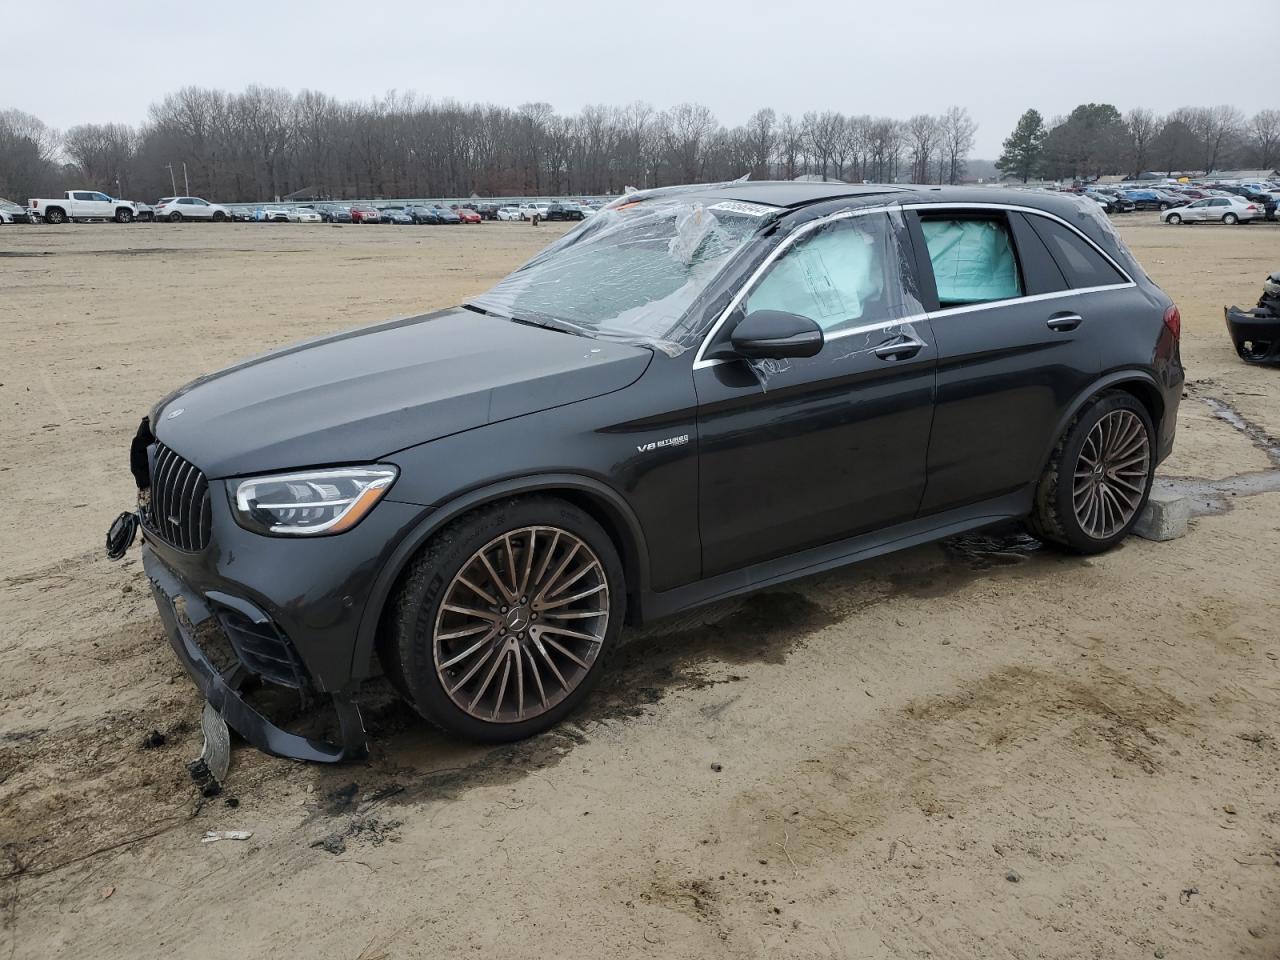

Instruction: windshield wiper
[464,302,579,336]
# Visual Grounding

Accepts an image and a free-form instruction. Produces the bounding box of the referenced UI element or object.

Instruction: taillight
[1163,305,1181,340]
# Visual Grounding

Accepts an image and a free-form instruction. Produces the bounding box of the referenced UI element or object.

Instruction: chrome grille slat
[145,443,211,552]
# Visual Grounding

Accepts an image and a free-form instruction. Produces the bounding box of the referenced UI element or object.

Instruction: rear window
[920,216,1024,307]
[1027,215,1127,289]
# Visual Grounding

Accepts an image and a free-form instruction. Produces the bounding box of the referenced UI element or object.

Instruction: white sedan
[287,208,323,223]
[154,196,232,222]
[496,206,522,221]
[1162,195,1262,225]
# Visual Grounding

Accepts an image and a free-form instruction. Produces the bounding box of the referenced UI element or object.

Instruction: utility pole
[165,163,177,195]
[182,162,190,196]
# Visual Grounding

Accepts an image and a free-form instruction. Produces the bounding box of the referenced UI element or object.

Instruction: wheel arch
[1039,371,1164,475]
[352,473,652,681]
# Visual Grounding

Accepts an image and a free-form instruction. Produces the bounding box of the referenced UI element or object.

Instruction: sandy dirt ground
[1,215,1277,960]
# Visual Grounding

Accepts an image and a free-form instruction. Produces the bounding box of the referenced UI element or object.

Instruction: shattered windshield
[467,197,773,355]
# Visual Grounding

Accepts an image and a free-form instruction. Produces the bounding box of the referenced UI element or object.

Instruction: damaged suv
[112,182,1184,761]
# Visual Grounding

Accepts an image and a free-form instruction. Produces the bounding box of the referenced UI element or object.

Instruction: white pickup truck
[29,191,140,224]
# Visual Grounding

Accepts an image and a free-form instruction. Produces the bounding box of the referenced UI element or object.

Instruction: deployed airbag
[922,219,1022,305]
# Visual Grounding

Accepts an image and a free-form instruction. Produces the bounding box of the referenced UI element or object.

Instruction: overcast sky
[7,0,1276,159]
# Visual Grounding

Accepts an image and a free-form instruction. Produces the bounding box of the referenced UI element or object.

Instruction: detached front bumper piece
[143,545,368,762]
[1225,305,1280,365]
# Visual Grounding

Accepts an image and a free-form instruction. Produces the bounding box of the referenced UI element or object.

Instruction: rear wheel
[385,497,624,742]
[1223,212,1239,225]
[43,208,66,224]
[114,208,134,223]
[1029,392,1154,554]
[168,211,183,223]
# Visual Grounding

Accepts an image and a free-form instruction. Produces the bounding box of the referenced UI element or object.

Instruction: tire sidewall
[1050,393,1155,554]
[396,497,625,742]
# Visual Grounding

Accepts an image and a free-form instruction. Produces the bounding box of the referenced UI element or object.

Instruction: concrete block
[1132,491,1190,541]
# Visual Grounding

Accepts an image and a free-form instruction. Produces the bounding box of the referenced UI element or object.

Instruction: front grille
[146,443,212,551]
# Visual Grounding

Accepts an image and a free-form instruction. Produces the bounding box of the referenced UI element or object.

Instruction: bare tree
[1247,109,1280,169]
[742,107,776,180]
[1124,107,1160,178]
[906,114,941,184]
[941,106,977,184]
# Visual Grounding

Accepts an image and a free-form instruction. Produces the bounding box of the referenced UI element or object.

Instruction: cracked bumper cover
[143,545,368,762]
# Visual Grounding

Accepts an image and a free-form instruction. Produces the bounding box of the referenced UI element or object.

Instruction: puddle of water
[1159,392,1280,515]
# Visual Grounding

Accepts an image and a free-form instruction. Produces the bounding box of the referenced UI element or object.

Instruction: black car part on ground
[115,182,1183,762]
[1225,271,1280,364]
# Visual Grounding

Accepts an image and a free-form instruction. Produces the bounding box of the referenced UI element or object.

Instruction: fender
[1038,369,1165,474]
[350,472,653,680]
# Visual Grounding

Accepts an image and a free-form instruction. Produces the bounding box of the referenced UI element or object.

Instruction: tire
[384,496,625,742]
[212,210,227,222]
[168,212,183,223]
[1029,391,1155,555]
[1166,213,1182,224]
[44,208,66,224]
[1158,202,1170,211]
[114,208,134,223]
[1223,213,1239,225]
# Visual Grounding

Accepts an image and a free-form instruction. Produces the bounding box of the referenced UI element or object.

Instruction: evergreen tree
[995,109,1046,183]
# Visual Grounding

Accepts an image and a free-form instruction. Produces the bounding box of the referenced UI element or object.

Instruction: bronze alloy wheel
[1072,408,1151,540]
[433,525,609,723]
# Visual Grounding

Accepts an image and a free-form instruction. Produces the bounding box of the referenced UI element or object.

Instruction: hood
[152,308,652,478]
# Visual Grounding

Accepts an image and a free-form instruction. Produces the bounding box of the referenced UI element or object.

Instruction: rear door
[694,209,936,575]
[907,205,1131,514]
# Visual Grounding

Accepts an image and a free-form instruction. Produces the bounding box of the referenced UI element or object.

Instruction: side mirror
[730,310,825,360]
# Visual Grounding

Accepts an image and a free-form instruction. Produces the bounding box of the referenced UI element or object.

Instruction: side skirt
[638,488,1033,623]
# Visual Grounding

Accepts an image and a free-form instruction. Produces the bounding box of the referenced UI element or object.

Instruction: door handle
[873,335,925,361]
[1046,312,1083,332]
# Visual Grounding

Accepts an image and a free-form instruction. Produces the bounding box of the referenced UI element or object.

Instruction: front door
[694,210,937,576]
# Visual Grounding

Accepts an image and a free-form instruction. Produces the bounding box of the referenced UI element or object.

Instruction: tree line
[0,88,980,203]
[997,104,1280,183]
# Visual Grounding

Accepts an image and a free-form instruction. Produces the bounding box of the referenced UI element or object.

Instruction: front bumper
[144,545,367,761]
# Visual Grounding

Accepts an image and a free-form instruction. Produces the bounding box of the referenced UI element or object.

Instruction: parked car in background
[1162,195,1262,224]
[0,197,32,223]
[312,204,351,223]
[519,202,550,221]
[1084,191,1134,213]
[287,208,323,223]
[114,182,1182,759]
[456,207,482,224]
[230,208,256,222]
[154,197,232,222]
[545,202,585,221]
[381,207,415,225]
[132,202,155,222]
[30,190,139,223]
[474,203,500,220]
[496,206,522,221]
[1121,190,1178,212]
[350,205,381,224]
[425,206,461,224]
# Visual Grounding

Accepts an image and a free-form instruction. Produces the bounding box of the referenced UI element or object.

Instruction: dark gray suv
[109,182,1184,761]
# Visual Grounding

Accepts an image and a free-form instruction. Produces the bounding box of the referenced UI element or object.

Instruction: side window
[1210,198,1229,207]
[1026,215,1127,289]
[743,213,920,335]
[92,192,111,202]
[1188,200,1208,208]
[73,192,94,201]
[919,215,1023,307]
[180,198,196,205]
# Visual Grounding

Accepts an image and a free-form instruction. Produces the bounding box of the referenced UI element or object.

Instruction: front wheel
[384,497,624,742]
[1166,213,1182,224]
[212,210,227,222]
[115,208,134,223]
[1029,392,1154,554]
[1223,213,1239,225]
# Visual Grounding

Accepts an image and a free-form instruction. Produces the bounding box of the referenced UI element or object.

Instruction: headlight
[230,466,397,536]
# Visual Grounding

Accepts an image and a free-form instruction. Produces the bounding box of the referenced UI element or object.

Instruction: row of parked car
[1,191,603,225]
[1071,180,1280,225]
